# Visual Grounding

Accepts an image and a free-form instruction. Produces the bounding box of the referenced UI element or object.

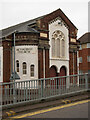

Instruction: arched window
[57,38,60,57]
[30,65,34,77]
[22,62,27,74]
[52,30,65,58]
[52,38,55,57]
[61,39,65,57]
[16,60,19,72]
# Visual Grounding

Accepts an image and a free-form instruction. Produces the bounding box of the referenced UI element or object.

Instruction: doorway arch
[49,65,57,77]
[59,66,67,87]
[59,66,67,76]
[49,65,57,88]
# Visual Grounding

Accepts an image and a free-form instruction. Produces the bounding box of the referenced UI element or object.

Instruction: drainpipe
[73,50,75,85]
[13,31,16,103]
[73,50,75,75]
[43,48,45,88]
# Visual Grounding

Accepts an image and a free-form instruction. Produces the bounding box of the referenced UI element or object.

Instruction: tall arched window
[52,38,55,57]
[30,65,34,77]
[16,60,19,72]
[52,30,65,58]
[57,38,60,57]
[61,39,65,57]
[22,62,27,74]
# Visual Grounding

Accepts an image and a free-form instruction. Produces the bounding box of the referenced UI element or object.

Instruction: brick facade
[3,40,12,82]
[79,48,90,73]
[1,9,79,83]
[78,33,90,74]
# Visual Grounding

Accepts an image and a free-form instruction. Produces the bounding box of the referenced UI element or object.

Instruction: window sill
[50,57,67,61]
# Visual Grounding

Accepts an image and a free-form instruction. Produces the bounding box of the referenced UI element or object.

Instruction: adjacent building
[0,9,79,83]
[78,32,90,74]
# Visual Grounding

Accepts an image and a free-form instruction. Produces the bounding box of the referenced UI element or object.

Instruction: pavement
[1,91,90,119]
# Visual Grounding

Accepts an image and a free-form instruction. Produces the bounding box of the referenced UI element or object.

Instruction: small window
[16,60,19,72]
[23,62,27,74]
[79,45,82,50]
[87,56,90,62]
[30,65,34,77]
[79,57,82,63]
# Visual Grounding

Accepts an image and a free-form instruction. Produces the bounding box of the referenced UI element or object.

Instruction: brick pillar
[38,49,43,79]
[3,41,12,82]
[45,49,49,78]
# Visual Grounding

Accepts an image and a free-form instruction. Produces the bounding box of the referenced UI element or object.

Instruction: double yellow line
[62,99,71,104]
[6,111,16,117]
[11,99,90,119]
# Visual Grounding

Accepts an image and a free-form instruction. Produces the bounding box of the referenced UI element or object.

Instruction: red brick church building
[0,9,79,83]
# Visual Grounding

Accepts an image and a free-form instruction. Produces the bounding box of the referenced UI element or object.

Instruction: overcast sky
[0,0,89,38]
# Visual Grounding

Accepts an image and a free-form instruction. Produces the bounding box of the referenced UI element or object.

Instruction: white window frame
[16,60,19,72]
[22,62,27,75]
[30,65,34,77]
[51,30,65,58]
[79,57,82,63]
[87,56,90,62]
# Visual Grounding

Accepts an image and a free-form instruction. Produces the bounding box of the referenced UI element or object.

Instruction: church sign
[16,47,36,54]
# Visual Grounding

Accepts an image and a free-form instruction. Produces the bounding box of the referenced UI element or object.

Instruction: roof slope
[0,8,77,39]
[0,16,44,38]
[78,32,90,44]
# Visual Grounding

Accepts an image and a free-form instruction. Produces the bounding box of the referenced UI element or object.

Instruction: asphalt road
[11,99,89,119]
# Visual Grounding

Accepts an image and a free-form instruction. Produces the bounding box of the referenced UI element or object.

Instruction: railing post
[85,74,88,90]
[0,83,2,113]
[41,80,44,98]
[66,76,70,89]
[88,73,90,90]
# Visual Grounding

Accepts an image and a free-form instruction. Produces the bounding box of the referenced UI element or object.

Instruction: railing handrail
[1,73,89,108]
[0,73,89,85]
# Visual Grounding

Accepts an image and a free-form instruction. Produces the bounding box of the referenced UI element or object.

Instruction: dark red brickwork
[79,48,90,73]
[45,49,49,78]
[2,9,78,83]
[3,41,12,82]
[69,52,77,75]
[39,9,77,38]
[38,49,43,78]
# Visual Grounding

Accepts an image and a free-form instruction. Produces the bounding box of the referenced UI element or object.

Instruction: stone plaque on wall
[16,47,36,54]
[40,33,47,38]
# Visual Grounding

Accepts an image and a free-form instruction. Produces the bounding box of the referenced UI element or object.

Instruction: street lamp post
[13,31,16,103]
[10,30,20,103]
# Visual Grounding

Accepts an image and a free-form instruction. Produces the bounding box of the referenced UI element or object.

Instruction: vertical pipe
[41,80,43,98]
[77,51,79,86]
[85,74,88,90]
[43,49,45,89]
[73,52,74,75]
[29,81,30,100]
[13,32,16,103]
[73,51,75,85]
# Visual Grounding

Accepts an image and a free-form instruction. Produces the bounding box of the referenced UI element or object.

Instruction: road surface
[11,99,89,119]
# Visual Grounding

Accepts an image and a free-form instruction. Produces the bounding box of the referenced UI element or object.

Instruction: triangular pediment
[40,9,77,32]
[49,17,69,29]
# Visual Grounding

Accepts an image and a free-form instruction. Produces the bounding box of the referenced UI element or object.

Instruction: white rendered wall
[0,47,3,82]
[49,18,69,75]
[13,45,38,82]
